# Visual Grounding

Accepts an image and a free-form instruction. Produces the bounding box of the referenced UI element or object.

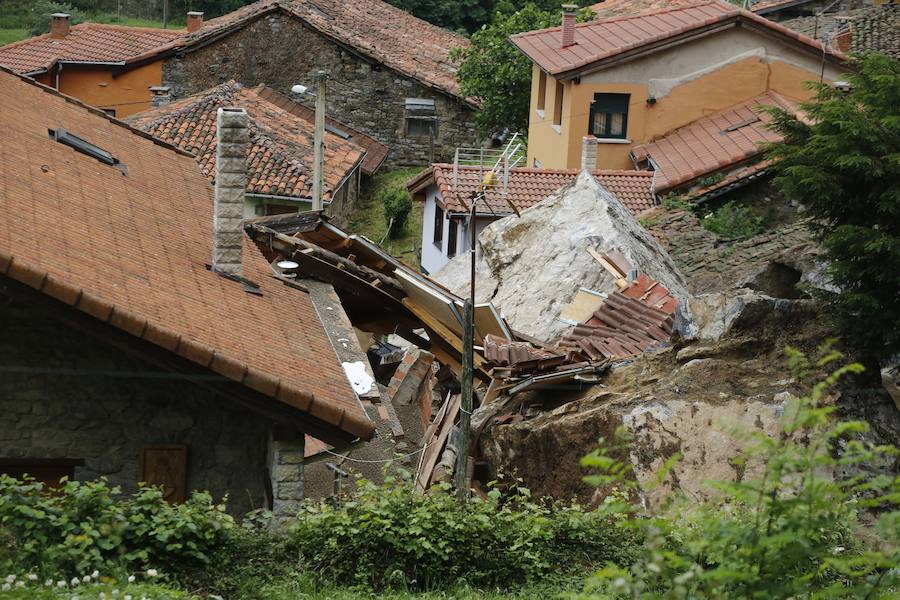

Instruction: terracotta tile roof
[254,85,389,175]
[512,0,844,77]
[0,66,373,441]
[782,4,899,59]
[182,0,471,102]
[408,165,657,216]
[0,23,183,74]
[558,276,677,361]
[128,82,365,201]
[632,91,800,192]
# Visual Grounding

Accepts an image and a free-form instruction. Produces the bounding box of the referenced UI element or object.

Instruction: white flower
[124,596,132,600]
[27,574,38,581]
[146,569,158,577]
[112,590,119,596]
[4,575,14,583]
[613,577,627,588]
[58,580,68,587]
[15,580,25,588]
[91,570,99,578]
[1,583,10,591]
[647,562,661,574]
[82,575,91,583]
[833,546,845,554]
[46,579,54,587]
[72,577,81,586]
[99,592,106,599]
[127,575,135,583]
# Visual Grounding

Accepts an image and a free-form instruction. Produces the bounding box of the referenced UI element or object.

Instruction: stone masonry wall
[162,12,477,167]
[0,301,272,517]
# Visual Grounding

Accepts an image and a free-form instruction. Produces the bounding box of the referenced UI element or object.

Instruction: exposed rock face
[435,173,689,342]
[676,289,817,341]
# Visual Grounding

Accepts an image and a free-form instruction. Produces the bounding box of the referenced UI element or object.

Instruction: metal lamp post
[292,70,327,211]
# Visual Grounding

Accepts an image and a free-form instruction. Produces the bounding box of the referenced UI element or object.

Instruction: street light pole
[454,192,480,501]
[312,71,326,211]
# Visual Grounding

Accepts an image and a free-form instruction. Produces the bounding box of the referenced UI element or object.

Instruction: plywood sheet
[560,288,607,324]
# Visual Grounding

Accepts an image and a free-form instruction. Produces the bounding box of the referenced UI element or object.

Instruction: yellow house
[511,1,847,192]
[0,13,202,118]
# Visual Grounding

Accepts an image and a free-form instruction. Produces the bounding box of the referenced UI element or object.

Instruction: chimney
[186,11,204,33]
[561,4,578,48]
[581,135,598,171]
[50,13,70,39]
[213,107,248,277]
[833,17,852,53]
[149,85,172,108]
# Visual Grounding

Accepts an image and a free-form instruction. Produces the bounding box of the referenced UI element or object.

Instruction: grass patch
[0,29,28,44]
[347,168,424,267]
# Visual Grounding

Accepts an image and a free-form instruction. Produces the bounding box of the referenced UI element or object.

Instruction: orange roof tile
[632,91,799,192]
[512,0,844,78]
[0,66,373,442]
[254,86,389,175]
[128,82,366,201]
[182,0,472,102]
[0,23,182,74]
[409,165,656,216]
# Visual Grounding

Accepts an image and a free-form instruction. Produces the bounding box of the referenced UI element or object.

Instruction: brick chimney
[833,17,852,53]
[213,108,248,277]
[581,135,598,171]
[149,86,172,108]
[50,13,70,39]
[561,4,578,48]
[186,11,204,33]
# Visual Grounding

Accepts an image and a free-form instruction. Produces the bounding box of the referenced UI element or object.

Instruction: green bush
[701,201,764,239]
[0,576,188,599]
[382,188,413,239]
[286,474,640,590]
[581,343,900,598]
[0,477,234,578]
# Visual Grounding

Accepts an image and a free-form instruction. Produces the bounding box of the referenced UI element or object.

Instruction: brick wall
[162,12,477,168]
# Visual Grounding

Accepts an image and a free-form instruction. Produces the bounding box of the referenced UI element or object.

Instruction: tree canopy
[767,53,900,362]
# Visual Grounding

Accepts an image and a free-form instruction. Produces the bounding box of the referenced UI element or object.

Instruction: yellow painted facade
[50,61,164,118]
[525,40,833,171]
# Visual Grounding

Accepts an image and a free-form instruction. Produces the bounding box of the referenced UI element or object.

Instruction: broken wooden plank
[414,394,460,493]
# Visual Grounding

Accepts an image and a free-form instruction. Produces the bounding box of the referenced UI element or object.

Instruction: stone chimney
[186,11,204,33]
[833,17,852,53]
[581,135,598,171]
[213,108,248,277]
[50,13,70,39]
[561,4,578,48]
[149,86,172,108]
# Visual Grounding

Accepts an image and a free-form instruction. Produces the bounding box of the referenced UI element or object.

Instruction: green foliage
[701,201,764,239]
[767,53,900,360]
[385,0,593,34]
[660,194,690,212]
[695,172,726,188]
[0,575,188,599]
[454,4,594,136]
[26,2,85,36]
[287,473,640,590]
[383,188,414,239]
[579,342,900,599]
[0,477,234,578]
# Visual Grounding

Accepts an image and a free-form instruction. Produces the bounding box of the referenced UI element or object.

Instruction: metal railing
[452,133,526,197]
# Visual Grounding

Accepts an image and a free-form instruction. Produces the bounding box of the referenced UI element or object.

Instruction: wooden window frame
[589,93,630,140]
[553,81,564,127]
[537,71,547,112]
[433,205,444,246]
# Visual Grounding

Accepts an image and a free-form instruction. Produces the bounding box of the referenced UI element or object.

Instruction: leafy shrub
[287,474,640,590]
[660,194,690,212]
[581,343,900,598]
[0,574,187,599]
[0,477,233,578]
[382,188,413,239]
[26,2,84,36]
[701,201,764,239]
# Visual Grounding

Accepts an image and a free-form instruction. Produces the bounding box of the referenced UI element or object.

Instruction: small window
[447,220,458,257]
[537,71,547,112]
[553,81,564,126]
[49,128,127,174]
[589,93,630,139]
[405,98,437,138]
[433,205,444,246]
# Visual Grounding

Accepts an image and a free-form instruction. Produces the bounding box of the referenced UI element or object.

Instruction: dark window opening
[589,93,630,139]
[447,220,458,257]
[433,205,444,246]
[49,128,127,174]
[405,98,437,139]
[553,81,564,126]
[537,71,547,111]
